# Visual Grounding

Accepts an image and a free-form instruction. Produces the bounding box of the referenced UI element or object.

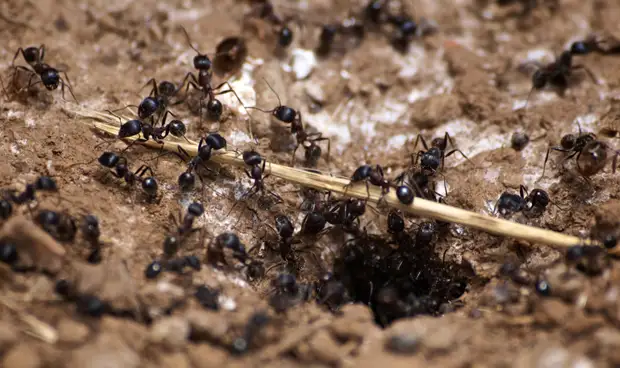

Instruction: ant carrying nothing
[97,152,158,199]
[494,185,550,218]
[522,50,597,108]
[412,132,473,174]
[175,132,227,191]
[179,27,250,128]
[571,34,620,56]
[137,78,186,125]
[106,109,189,146]
[540,125,619,180]
[3,175,59,207]
[345,164,391,198]
[9,44,78,102]
[239,150,282,206]
[162,202,204,257]
[245,0,295,51]
[247,81,331,166]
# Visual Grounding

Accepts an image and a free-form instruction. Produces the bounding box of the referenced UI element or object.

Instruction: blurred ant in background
[9,44,77,102]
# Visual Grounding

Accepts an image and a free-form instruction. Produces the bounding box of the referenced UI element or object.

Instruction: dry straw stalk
[70,107,599,252]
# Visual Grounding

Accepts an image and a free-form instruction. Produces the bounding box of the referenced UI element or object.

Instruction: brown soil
[2,0,620,367]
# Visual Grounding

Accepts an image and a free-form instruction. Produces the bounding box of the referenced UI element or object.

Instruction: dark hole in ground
[331,227,469,327]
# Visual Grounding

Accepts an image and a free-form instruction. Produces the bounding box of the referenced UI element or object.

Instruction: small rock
[186,309,229,341]
[0,320,18,353]
[424,325,458,353]
[339,304,374,323]
[101,317,148,352]
[150,317,190,351]
[187,344,228,368]
[57,318,90,345]
[291,49,317,80]
[307,330,342,365]
[330,318,375,341]
[2,344,42,368]
[139,280,185,319]
[304,83,326,104]
[409,94,462,129]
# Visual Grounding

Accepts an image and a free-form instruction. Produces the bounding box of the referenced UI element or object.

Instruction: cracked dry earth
[3,0,620,367]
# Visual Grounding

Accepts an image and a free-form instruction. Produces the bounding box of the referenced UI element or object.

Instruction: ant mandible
[247,81,331,166]
[10,44,78,102]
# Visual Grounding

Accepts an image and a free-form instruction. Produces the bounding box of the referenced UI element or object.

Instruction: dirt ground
[2,0,620,367]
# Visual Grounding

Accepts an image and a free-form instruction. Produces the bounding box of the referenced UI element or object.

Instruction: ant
[387,211,414,249]
[494,185,550,218]
[571,35,620,56]
[97,152,158,199]
[9,44,78,102]
[3,175,59,207]
[35,209,77,243]
[247,81,330,166]
[106,110,188,147]
[412,132,472,174]
[564,245,609,276]
[523,50,597,105]
[137,79,185,124]
[163,202,204,257]
[179,27,250,127]
[207,232,249,268]
[236,150,282,207]
[245,0,294,50]
[345,164,391,198]
[176,133,226,191]
[324,198,367,233]
[541,126,618,180]
[231,311,270,355]
[81,215,103,264]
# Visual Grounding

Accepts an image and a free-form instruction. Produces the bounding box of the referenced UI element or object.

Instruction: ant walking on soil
[522,50,597,108]
[247,81,331,166]
[494,185,550,218]
[540,125,619,180]
[97,152,159,199]
[179,27,251,130]
[9,44,78,102]
[412,132,473,174]
[162,202,204,257]
[175,132,227,191]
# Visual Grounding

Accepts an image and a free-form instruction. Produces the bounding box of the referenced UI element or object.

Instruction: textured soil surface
[2,0,620,367]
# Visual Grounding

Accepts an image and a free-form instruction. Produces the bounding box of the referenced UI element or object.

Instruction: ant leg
[291,143,300,166]
[539,146,571,180]
[214,82,254,140]
[178,73,201,101]
[140,78,158,96]
[445,149,475,167]
[307,133,331,163]
[412,134,429,152]
[11,48,25,66]
[519,185,528,199]
[572,65,599,84]
[59,77,78,103]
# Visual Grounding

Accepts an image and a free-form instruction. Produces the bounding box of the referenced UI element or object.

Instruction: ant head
[560,133,576,149]
[206,99,223,120]
[197,143,212,161]
[23,46,41,64]
[138,97,159,120]
[365,0,384,23]
[274,106,296,123]
[274,273,297,293]
[145,261,163,279]
[181,26,212,70]
[243,150,263,166]
[532,70,547,90]
[430,137,446,150]
[169,120,186,137]
[603,234,617,249]
[40,68,60,90]
[215,232,241,251]
[158,81,176,96]
[396,185,414,205]
[278,26,294,48]
[0,200,12,220]
[178,172,196,191]
[570,41,590,55]
[97,152,121,169]
[529,189,550,208]
[188,202,205,217]
[398,18,417,37]
[205,133,227,150]
[420,150,440,171]
[35,176,58,192]
[275,215,294,238]
[387,212,405,234]
[141,177,158,196]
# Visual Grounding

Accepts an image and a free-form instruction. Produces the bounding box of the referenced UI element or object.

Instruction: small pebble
[291,49,317,80]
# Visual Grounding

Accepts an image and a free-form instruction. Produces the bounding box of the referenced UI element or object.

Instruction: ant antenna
[245,78,283,114]
[576,120,583,135]
[181,26,203,55]
[521,87,535,114]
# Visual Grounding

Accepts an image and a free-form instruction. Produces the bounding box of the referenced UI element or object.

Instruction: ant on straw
[175,132,227,191]
[247,81,330,166]
[137,78,186,125]
[344,164,392,199]
[178,27,251,128]
[540,124,619,180]
[521,50,597,109]
[9,44,78,102]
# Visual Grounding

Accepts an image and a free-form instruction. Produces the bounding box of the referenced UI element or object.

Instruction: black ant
[494,185,550,218]
[245,0,294,50]
[207,232,249,268]
[345,164,392,198]
[106,110,188,147]
[564,245,609,276]
[176,133,226,191]
[412,132,472,174]
[237,150,282,206]
[248,82,331,166]
[137,79,185,124]
[523,50,597,105]
[231,311,270,355]
[9,44,78,102]
[163,202,204,257]
[81,215,103,264]
[35,209,77,243]
[3,175,60,208]
[541,126,618,179]
[571,35,620,56]
[324,198,367,233]
[387,211,414,249]
[179,28,250,128]
[97,152,158,199]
